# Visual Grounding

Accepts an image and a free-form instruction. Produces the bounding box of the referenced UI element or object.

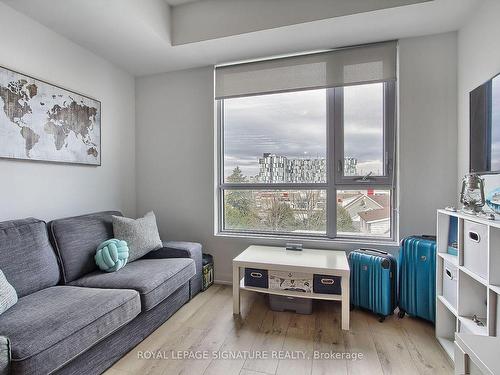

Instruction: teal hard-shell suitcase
[349,248,397,322]
[398,235,436,322]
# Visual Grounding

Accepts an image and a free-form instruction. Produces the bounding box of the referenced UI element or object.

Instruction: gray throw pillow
[0,270,17,315]
[112,211,162,262]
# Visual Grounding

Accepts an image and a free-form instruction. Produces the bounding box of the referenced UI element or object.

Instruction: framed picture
[0,65,101,165]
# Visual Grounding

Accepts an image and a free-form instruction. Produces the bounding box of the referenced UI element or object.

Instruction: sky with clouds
[223,83,384,180]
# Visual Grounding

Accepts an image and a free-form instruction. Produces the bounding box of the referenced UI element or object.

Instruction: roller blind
[215,41,397,99]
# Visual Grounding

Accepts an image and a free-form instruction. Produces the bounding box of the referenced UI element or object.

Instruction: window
[216,42,397,241]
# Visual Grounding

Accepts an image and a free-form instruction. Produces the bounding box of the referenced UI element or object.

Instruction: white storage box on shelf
[443,260,458,310]
[268,270,313,293]
[463,220,489,280]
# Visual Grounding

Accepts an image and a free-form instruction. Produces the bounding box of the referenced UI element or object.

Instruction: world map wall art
[0,65,101,165]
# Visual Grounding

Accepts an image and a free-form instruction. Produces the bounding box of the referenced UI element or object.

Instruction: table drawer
[244,268,268,288]
[313,274,342,295]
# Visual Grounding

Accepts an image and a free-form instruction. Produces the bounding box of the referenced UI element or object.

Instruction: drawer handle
[445,269,454,280]
[250,272,263,278]
[320,278,335,285]
[468,231,481,242]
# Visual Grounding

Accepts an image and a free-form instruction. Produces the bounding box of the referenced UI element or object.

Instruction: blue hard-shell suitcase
[348,248,397,322]
[398,235,436,322]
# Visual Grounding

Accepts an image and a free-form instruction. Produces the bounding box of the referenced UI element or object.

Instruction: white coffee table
[233,245,350,330]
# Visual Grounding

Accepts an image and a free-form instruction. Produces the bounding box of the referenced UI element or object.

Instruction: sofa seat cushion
[70,258,196,312]
[0,286,140,375]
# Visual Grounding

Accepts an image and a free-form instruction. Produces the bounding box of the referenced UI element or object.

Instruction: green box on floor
[202,253,214,291]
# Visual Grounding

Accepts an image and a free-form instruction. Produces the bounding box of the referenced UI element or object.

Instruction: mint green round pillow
[95,239,129,272]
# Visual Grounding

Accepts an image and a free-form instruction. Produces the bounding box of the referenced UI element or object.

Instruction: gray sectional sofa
[0,211,203,375]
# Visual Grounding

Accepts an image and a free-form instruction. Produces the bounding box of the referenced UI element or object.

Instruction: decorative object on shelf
[460,173,494,219]
[472,314,485,327]
[477,211,495,220]
[0,65,101,165]
[202,253,214,291]
[486,187,500,215]
[445,206,457,212]
[447,216,458,256]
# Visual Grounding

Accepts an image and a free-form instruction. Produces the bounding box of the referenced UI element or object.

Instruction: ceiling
[1,0,483,77]
[170,0,435,45]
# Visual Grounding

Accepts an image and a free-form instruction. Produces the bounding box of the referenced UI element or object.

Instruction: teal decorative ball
[95,239,129,272]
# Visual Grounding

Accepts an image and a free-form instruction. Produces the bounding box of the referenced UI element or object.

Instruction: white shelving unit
[436,209,500,363]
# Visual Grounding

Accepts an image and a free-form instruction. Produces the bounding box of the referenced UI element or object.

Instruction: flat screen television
[470,72,500,173]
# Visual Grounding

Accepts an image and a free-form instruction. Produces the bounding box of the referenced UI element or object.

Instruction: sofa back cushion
[0,218,60,297]
[48,211,122,283]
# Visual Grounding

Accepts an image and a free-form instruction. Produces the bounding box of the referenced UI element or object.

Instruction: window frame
[217,83,397,242]
[333,81,396,186]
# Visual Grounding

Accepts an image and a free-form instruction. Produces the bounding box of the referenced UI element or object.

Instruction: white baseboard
[214,280,232,285]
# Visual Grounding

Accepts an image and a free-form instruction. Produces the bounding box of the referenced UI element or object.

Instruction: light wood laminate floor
[106,284,453,375]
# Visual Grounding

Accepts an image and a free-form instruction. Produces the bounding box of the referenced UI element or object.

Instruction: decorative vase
[486,187,500,214]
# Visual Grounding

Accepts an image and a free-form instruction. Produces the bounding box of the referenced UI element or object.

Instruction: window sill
[215,231,400,247]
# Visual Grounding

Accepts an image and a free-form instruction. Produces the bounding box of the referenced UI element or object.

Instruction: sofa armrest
[144,241,203,297]
[0,336,10,375]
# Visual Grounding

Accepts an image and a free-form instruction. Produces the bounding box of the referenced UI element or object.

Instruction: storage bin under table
[313,274,342,295]
[269,295,312,314]
[463,220,488,280]
[244,268,268,288]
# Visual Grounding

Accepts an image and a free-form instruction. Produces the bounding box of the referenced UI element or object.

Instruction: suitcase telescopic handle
[419,235,437,240]
[359,248,388,255]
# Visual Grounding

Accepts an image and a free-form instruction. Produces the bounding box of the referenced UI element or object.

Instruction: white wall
[399,32,458,236]
[0,3,136,221]
[136,32,458,282]
[458,0,500,190]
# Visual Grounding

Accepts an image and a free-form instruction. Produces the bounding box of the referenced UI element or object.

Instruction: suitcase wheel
[398,309,406,319]
[378,315,386,323]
